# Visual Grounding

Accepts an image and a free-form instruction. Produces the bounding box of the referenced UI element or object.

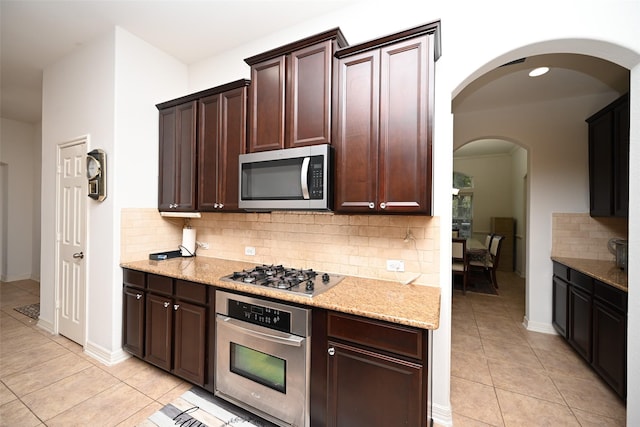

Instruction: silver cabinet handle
[214,203,219,208]
[136,294,142,300]
[368,202,375,209]
[328,347,335,356]
[163,302,170,308]
[218,203,224,209]
[173,304,180,311]
[73,252,84,259]
[380,202,387,209]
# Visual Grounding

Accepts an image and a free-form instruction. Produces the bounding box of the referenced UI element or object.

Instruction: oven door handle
[217,315,305,347]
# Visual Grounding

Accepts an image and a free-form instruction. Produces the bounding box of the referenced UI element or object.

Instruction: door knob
[73,252,84,259]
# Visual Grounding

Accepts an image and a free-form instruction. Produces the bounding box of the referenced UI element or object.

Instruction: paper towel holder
[180,219,197,257]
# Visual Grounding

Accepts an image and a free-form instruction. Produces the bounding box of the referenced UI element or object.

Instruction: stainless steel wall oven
[215,290,311,427]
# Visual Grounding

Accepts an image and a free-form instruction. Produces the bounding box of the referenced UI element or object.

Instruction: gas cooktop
[220,264,344,297]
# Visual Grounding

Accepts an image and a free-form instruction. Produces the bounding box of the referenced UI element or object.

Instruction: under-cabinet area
[551,258,627,399]
[121,257,439,427]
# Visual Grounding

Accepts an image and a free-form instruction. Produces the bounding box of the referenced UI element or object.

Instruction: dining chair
[469,234,504,289]
[452,238,468,294]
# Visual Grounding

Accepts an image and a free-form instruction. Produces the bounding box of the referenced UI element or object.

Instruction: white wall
[0,118,38,281]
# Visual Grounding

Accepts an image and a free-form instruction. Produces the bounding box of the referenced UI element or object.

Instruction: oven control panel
[227,298,292,334]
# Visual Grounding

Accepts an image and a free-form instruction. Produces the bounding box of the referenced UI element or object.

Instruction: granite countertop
[551,256,628,292]
[120,257,441,330]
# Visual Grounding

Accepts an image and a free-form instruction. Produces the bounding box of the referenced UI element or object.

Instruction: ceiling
[1,1,630,144]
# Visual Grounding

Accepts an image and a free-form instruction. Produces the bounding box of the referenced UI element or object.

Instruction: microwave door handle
[218,315,305,347]
[300,157,310,200]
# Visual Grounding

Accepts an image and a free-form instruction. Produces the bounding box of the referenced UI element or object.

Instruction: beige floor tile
[97,355,151,381]
[572,408,626,426]
[477,325,528,346]
[20,365,121,421]
[156,381,194,405]
[46,382,153,426]
[0,382,17,406]
[495,388,580,426]
[451,413,497,426]
[3,351,93,396]
[452,331,484,354]
[124,363,185,400]
[487,359,564,404]
[481,338,543,369]
[524,330,574,355]
[117,401,163,427]
[551,373,626,420]
[451,377,504,426]
[0,398,44,427]
[534,347,600,381]
[0,340,69,377]
[451,350,493,386]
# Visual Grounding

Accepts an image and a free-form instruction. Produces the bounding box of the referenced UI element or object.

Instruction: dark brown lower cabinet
[551,261,627,399]
[568,285,592,361]
[122,286,145,357]
[320,311,429,427]
[123,269,212,391]
[327,341,422,427]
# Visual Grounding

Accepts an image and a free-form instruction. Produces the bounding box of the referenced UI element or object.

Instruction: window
[453,172,473,238]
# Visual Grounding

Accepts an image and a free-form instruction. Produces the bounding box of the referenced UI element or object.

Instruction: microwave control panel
[309,155,324,199]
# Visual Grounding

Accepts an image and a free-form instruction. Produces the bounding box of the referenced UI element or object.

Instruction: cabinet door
[568,286,592,361]
[145,293,173,370]
[198,94,221,211]
[158,102,197,211]
[588,111,613,216]
[379,35,432,214]
[327,341,423,427]
[287,40,332,148]
[613,98,629,217]
[123,286,145,357]
[173,301,207,385]
[593,300,626,397]
[552,276,569,338]
[217,87,247,211]
[158,108,177,210]
[334,50,380,212]
[248,56,286,152]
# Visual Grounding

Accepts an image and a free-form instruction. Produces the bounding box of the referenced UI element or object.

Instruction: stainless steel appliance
[220,264,344,297]
[238,144,332,211]
[215,290,311,427]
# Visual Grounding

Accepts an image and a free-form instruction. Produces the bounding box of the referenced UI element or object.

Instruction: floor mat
[142,387,277,427]
[13,303,40,319]
[453,271,498,295]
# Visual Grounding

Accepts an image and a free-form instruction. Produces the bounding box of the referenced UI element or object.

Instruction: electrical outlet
[196,241,209,249]
[245,246,256,256]
[386,259,405,272]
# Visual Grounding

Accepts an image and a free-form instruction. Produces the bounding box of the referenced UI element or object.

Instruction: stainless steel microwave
[239,144,332,211]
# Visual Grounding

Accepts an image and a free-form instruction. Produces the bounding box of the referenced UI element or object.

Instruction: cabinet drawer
[123,269,146,289]
[175,280,208,305]
[147,274,173,295]
[570,269,593,293]
[552,262,569,281]
[594,280,627,312]
[327,311,423,360]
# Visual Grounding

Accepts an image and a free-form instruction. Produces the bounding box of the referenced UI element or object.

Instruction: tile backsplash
[121,208,440,285]
[552,213,628,260]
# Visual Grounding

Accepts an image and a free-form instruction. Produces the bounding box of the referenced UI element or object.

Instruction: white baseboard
[84,340,130,366]
[36,317,55,334]
[431,402,453,427]
[523,316,558,335]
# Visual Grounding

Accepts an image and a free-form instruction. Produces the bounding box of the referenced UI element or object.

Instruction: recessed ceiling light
[529,66,549,77]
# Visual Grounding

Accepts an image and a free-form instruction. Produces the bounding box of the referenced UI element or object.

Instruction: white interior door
[57,138,87,344]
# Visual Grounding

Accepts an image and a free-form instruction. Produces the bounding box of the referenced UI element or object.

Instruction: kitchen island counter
[121,257,440,330]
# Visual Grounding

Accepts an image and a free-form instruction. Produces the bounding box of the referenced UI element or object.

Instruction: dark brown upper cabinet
[158,102,197,211]
[156,79,250,213]
[587,93,629,218]
[333,22,440,214]
[244,28,348,152]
